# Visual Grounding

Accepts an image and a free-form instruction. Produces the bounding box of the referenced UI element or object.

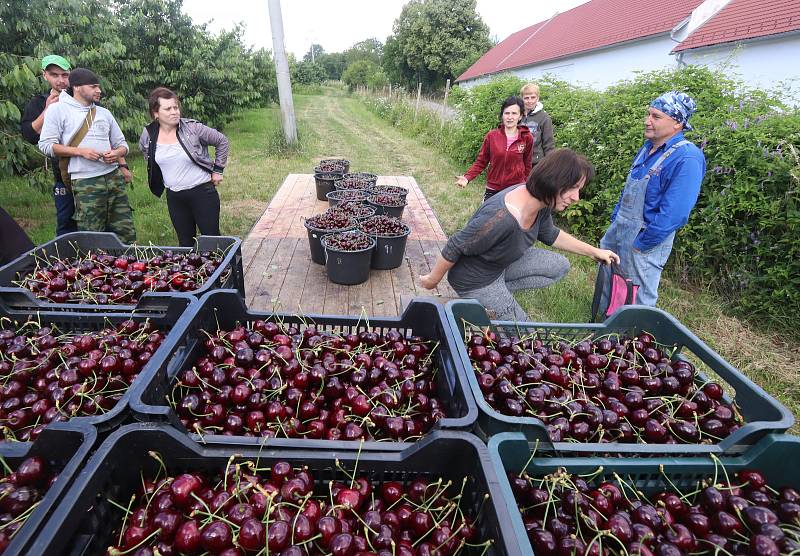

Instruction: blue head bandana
[650,91,697,131]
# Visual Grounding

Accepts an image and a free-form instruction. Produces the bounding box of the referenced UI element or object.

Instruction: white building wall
[678,32,800,94]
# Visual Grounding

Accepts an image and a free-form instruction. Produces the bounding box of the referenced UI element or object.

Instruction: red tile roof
[458,0,703,82]
[673,0,800,52]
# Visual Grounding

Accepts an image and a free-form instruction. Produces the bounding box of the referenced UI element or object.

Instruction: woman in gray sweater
[139,87,229,247]
[420,149,618,320]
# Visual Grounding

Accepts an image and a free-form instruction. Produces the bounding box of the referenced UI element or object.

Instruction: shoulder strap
[69,107,96,148]
[175,122,214,174]
[649,139,691,173]
[58,107,96,188]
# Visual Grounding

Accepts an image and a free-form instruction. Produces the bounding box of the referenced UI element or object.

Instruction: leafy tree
[342,59,382,90]
[303,43,325,63]
[366,69,389,90]
[382,35,409,86]
[319,52,347,81]
[293,61,327,85]
[344,38,383,67]
[451,46,486,82]
[385,0,492,91]
[0,0,277,180]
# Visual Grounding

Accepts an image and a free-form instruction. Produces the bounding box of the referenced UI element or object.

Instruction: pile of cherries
[335,202,376,220]
[316,159,349,173]
[466,329,743,444]
[368,194,405,208]
[17,249,228,304]
[323,232,375,252]
[0,318,166,441]
[510,465,800,556]
[330,191,369,203]
[106,456,486,556]
[344,172,377,182]
[369,185,408,199]
[0,455,57,553]
[359,215,411,237]
[335,178,371,191]
[169,321,446,440]
[305,211,355,232]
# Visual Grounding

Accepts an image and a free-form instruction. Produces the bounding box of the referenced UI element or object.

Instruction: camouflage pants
[71,169,136,244]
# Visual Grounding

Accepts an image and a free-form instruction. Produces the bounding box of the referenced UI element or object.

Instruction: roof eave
[672,26,800,52]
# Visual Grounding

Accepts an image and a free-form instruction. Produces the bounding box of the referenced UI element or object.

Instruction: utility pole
[268,0,297,144]
[414,82,422,121]
[441,79,450,128]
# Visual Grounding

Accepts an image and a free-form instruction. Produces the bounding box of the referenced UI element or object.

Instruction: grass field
[2,88,798,429]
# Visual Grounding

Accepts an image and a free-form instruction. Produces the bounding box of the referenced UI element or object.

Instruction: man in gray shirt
[420,149,618,320]
[38,68,135,243]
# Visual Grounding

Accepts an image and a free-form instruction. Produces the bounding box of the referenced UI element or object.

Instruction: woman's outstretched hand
[455,175,468,188]
[593,248,620,265]
[419,273,439,290]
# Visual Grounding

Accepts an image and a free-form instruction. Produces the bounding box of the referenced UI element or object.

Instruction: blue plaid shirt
[611,132,706,251]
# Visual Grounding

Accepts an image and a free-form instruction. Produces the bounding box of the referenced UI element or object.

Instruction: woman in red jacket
[456,96,533,202]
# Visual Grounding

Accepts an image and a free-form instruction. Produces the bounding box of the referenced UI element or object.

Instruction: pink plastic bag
[591,263,638,322]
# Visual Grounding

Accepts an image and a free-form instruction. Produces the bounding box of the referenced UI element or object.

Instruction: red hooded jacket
[464,125,534,191]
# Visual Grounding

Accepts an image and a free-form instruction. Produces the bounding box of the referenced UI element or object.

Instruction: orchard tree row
[0,0,278,179]
[295,0,493,92]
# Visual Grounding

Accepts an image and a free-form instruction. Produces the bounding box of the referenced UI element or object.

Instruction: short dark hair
[499,96,525,122]
[525,148,595,207]
[148,87,180,119]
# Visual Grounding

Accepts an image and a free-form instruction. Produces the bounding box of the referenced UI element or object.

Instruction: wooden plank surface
[243,173,453,317]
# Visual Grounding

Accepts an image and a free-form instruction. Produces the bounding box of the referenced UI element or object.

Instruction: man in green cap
[38,68,136,244]
[21,55,76,236]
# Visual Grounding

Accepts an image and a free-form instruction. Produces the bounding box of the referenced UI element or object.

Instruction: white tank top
[155,142,211,191]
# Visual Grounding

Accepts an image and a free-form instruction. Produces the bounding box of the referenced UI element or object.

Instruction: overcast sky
[183,0,590,58]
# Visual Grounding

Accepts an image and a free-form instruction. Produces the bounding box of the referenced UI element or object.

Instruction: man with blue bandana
[599,91,706,306]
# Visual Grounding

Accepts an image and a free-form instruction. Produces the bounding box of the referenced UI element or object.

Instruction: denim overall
[600,140,690,306]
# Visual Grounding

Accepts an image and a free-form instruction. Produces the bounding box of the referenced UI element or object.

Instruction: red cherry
[173,519,201,553]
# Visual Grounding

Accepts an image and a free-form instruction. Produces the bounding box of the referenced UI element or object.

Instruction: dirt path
[418,98,458,121]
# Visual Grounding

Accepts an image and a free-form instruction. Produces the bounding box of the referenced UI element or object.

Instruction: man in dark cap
[20,54,77,236]
[599,91,706,307]
[38,68,136,243]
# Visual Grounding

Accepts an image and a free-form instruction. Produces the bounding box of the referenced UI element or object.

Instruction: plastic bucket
[370,184,409,199]
[345,172,378,186]
[313,172,340,201]
[370,229,411,269]
[314,158,350,174]
[304,221,353,265]
[326,189,369,206]
[334,177,369,193]
[368,194,407,218]
[322,232,376,285]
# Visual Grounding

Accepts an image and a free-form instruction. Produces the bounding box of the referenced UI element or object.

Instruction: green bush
[293,61,327,85]
[365,66,800,326]
[342,58,386,91]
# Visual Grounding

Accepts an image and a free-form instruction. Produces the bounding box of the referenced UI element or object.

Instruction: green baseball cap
[40,55,71,71]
